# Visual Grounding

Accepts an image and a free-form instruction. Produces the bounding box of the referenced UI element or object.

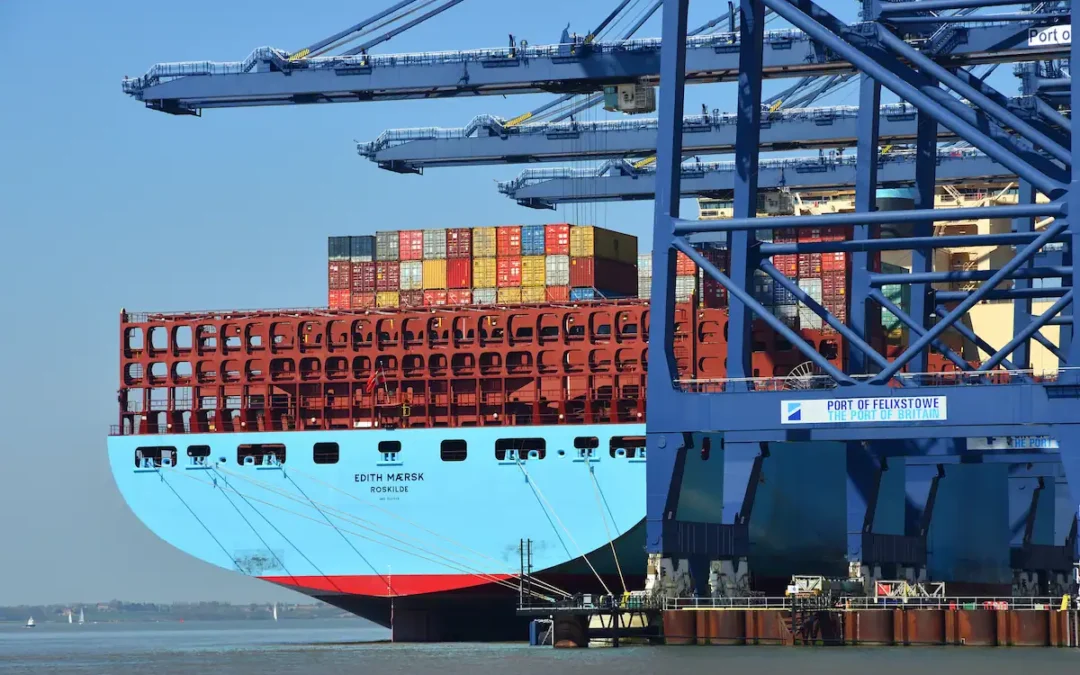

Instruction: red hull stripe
[260,574,513,596]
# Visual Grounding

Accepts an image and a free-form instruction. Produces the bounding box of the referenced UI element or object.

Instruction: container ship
[108,214,1003,642]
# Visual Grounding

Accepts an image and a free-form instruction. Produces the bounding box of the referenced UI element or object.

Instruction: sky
[0,0,1016,606]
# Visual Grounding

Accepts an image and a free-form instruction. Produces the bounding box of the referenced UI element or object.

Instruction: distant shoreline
[0,601,354,625]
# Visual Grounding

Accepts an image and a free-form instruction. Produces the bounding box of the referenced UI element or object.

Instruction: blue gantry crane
[643,0,1078,598]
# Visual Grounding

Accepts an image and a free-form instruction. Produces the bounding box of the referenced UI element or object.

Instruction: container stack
[329,224,641,309]
[637,253,652,300]
[880,261,911,340]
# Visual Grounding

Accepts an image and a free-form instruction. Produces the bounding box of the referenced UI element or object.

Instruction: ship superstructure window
[610,436,646,458]
[379,440,401,462]
[495,438,546,461]
[314,442,339,464]
[237,443,286,466]
[187,445,211,458]
[135,446,176,468]
[574,437,599,449]
[440,439,468,462]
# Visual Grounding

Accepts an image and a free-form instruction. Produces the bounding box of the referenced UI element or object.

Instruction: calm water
[1,619,1078,674]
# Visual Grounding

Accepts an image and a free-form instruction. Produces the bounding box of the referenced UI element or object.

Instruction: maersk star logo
[785,402,802,422]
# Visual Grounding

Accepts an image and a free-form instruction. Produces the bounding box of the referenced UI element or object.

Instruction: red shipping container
[351,262,377,292]
[497,257,522,287]
[328,261,352,290]
[774,228,798,244]
[546,286,570,302]
[821,226,850,241]
[822,252,847,272]
[798,227,823,242]
[798,253,823,278]
[400,290,424,308]
[545,223,571,255]
[822,270,847,297]
[675,251,697,276]
[423,290,448,307]
[447,257,472,289]
[701,276,728,309]
[399,230,424,261]
[446,228,472,259]
[447,289,472,306]
[376,261,400,291]
[328,289,350,310]
[497,226,522,256]
[569,257,637,296]
[702,248,729,274]
[774,254,799,278]
[351,292,376,309]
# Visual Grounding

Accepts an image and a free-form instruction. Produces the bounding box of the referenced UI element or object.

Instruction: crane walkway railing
[123,17,1041,95]
[497,148,990,193]
[357,103,927,156]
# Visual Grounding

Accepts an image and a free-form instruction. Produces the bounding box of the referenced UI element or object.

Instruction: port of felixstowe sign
[781,396,947,425]
[1028,25,1071,47]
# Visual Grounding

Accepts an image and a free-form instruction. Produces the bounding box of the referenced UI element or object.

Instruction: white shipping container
[638,280,651,300]
[545,255,570,286]
[423,229,447,259]
[773,305,799,329]
[400,261,424,290]
[799,306,823,330]
[675,275,697,302]
[472,288,498,304]
[637,253,652,276]
[798,278,823,303]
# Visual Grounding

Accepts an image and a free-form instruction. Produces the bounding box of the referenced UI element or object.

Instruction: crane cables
[513,454,613,596]
[210,465,570,600]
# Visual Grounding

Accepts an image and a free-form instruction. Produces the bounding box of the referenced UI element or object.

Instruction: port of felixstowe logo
[781,396,947,425]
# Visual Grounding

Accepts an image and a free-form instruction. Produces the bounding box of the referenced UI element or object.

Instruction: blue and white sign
[781,396,947,425]
[967,436,1059,450]
[1028,25,1071,47]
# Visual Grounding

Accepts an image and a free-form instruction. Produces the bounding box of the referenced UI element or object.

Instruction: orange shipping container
[351,292,376,309]
[497,257,522,287]
[545,223,571,255]
[447,258,472,289]
[546,286,570,302]
[424,290,448,306]
[497,226,522,256]
[675,251,696,276]
[329,289,350,310]
[399,230,424,261]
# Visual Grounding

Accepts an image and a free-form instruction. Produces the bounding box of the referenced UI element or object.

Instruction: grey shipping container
[400,261,424,291]
[328,236,351,261]
[545,255,570,287]
[422,228,447,259]
[675,275,696,302]
[638,279,651,300]
[376,231,399,261]
[637,253,652,277]
[350,235,376,262]
[472,288,498,305]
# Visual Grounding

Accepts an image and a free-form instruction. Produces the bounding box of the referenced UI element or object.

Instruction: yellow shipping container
[521,255,547,287]
[422,259,447,290]
[497,287,522,304]
[473,257,497,288]
[569,225,638,265]
[521,286,546,303]
[376,291,400,308]
[472,227,497,258]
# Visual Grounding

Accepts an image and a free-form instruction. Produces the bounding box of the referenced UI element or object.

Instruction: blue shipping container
[350,235,376,262]
[521,225,547,256]
[571,287,630,301]
[773,286,797,306]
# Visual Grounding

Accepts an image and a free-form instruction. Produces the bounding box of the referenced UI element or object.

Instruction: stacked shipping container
[328,224,639,309]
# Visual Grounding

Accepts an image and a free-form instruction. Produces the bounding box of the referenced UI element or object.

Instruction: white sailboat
[78,608,85,625]
[68,610,73,624]
[272,603,278,621]
[25,616,35,628]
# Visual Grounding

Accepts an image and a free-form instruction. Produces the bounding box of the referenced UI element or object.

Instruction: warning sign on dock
[1028,25,1071,47]
[780,396,947,425]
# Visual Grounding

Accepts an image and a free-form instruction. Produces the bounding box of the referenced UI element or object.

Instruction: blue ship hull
[108,424,647,640]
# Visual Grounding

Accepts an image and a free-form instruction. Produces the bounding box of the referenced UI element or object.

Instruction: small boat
[25,617,35,628]
[78,608,85,625]
[68,610,72,625]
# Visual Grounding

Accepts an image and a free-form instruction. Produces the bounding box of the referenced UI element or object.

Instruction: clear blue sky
[0,0,918,606]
